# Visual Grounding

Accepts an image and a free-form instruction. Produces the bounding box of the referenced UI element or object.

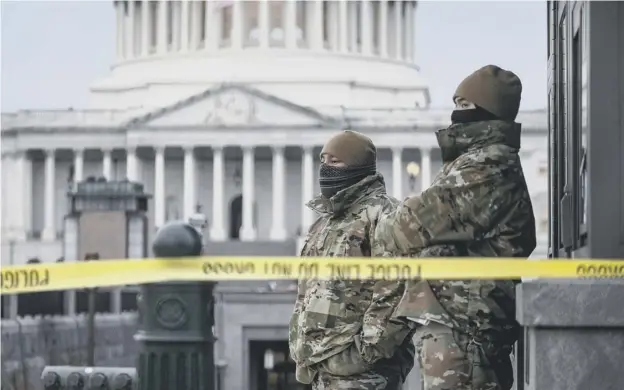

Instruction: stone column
[210,147,226,241]
[240,146,256,241]
[12,152,26,240]
[232,0,243,49]
[180,0,190,51]
[22,154,33,236]
[301,147,314,233]
[183,146,196,220]
[311,0,324,50]
[421,147,431,189]
[74,149,84,183]
[154,147,165,229]
[392,147,403,199]
[116,1,125,60]
[42,149,56,242]
[348,2,357,51]
[102,149,112,180]
[393,0,403,60]
[190,0,202,49]
[328,1,339,51]
[378,0,388,57]
[157,0,168,54]
[285,0,297,49]
[141,0,151,55]
[126,147,138,181]
[338,0,348,53]
[205,0,220,51]
[270,146,287,241]
[127,0,136,57]
[404,1,413,62]
[360,0,372,55]
[259,0,269,48]
[172,1,181,50]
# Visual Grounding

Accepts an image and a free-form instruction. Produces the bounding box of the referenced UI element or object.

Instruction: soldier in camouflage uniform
[374,65,537,390]
[289,130,416,390]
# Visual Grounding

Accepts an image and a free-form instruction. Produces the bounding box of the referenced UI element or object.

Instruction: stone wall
[1,312,138,390]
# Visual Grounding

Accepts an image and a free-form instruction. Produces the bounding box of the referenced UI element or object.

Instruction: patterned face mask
[318,163,375,199]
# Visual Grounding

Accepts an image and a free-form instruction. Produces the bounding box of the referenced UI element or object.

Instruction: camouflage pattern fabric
[373,120,536,389]
[313,371,403,390]
[289,173,415,386]
[414,322,514,390]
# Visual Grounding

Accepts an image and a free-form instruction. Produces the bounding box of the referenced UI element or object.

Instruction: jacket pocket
[302,281,347,329]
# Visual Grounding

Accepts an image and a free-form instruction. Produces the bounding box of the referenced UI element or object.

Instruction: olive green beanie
[320,130,376,167]
[454,65,523,121]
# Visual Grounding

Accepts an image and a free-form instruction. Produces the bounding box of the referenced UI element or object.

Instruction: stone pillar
[392,147,403,199]
[180,0,190,51]
[240,146,256,241]
[11,152,26,240]
[360,0,372,55]
[405,1,414,62]
[74,149,84,183]
[183,146,196,220]
[172,1,181,50]
[157,0,168,54]
[116,1,125,60]
[22,153,33,236]
[126,147,139,181]
[378,0,388,57]
[327,1,339,51]
[348,1,357,52]
[154,147,165,229]
[210,147,226,241]
[421,148,431,189]
[232,0,243,49]
[285,0,297,49]
[42,149,56,242]
[259,0,269,48]
[190,0,202,49]
[338,0,348,53]
[393,0,403,60]
[127,0,136,57]
[311,0,324,50]
[141,0,151,55]
[102,149,112,180]
[270,146,287,241]
[301,146,314,233]
[517,281,624,390]
[205,0,219,51]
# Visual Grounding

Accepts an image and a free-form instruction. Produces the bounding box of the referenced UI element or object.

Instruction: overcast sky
[1,0,547,112]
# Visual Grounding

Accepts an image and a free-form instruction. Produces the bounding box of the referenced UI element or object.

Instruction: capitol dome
[91,0,429,110]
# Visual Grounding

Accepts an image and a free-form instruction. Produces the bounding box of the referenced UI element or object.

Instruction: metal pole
[87,287,96,366]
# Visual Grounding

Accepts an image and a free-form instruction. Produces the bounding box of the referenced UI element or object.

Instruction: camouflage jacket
[374,120,537,344]
[289,173,415,384]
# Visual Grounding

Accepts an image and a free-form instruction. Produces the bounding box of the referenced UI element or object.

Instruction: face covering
[451,106,500,124]
[318,163,376,199]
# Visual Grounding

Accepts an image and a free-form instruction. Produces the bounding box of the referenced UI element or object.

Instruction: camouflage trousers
[413,322,514,390]
[312,371,403,390]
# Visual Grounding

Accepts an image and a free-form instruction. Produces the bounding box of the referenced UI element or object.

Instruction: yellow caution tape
[1,257,623,295]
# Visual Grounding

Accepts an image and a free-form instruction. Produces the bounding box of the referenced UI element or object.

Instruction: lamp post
[41,211,216,390]
[406,161,421,194]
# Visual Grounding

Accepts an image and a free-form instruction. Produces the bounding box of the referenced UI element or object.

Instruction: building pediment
[127,84,339,129]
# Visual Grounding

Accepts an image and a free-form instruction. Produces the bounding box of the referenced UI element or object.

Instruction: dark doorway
[229,194,243,240]
[249,340,310,390]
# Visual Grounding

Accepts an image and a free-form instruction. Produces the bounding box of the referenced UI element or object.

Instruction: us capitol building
[0,1,547,389]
